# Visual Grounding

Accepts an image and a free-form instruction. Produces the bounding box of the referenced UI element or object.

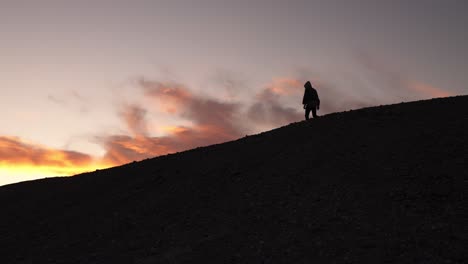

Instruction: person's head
[304,81,312,89]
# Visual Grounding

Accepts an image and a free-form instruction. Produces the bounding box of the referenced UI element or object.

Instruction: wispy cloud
[355,52,454,101]
[263,78,303,96]
[119,104,149,137]
[247,78,303,127]
[47,95,66,105]
[210,69,250,100]
[46,90,90,113]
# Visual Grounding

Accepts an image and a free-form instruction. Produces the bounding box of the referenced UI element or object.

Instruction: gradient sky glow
[1,0,467,185]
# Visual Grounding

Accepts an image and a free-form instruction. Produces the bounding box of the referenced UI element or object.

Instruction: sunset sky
[1,0,467,186]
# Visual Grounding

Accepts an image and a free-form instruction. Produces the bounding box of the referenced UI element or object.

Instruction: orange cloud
[264,78,303,96]
[99,124,239,165]
[99,135,164,165]
[0,136,111,184]
[96,80,246,165]
[406,81,453,98]
[141,79,242,137]
[0,136,92,167]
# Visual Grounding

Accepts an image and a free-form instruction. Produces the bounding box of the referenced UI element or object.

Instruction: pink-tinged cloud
[120,104,149,137]
[355,51,454,101]
[99,135,162,165]
[140,79,192,114]
[264,78,303,96]
[248,78,303,127]
[98,79,246,164]
[99,124,240,165]
[140,79,242,137]
[247,102,302,127]
[406,81,453,98]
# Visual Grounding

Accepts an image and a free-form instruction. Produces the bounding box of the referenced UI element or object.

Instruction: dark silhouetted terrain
[1,96,467,263]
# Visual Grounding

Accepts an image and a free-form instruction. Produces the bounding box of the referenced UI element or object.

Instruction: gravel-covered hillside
[1,96,467,263]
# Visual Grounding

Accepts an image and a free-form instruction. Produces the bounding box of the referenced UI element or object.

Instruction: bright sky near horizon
[1,0,467,186]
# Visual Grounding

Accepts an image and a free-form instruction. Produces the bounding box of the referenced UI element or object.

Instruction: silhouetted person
[302,81,320,120]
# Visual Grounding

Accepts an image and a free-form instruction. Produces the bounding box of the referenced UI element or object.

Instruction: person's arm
[315,91,320,109]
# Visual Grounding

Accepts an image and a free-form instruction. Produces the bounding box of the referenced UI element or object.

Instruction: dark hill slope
[1,96,467,263]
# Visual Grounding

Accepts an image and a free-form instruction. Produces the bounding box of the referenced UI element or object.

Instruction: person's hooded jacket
[302,81,320,107]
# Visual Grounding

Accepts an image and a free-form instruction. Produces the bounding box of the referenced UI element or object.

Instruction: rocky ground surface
[1,96,467,263]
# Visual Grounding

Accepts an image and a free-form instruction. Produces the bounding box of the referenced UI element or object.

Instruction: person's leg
[311,107,317,118]
[305,107,311,120]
